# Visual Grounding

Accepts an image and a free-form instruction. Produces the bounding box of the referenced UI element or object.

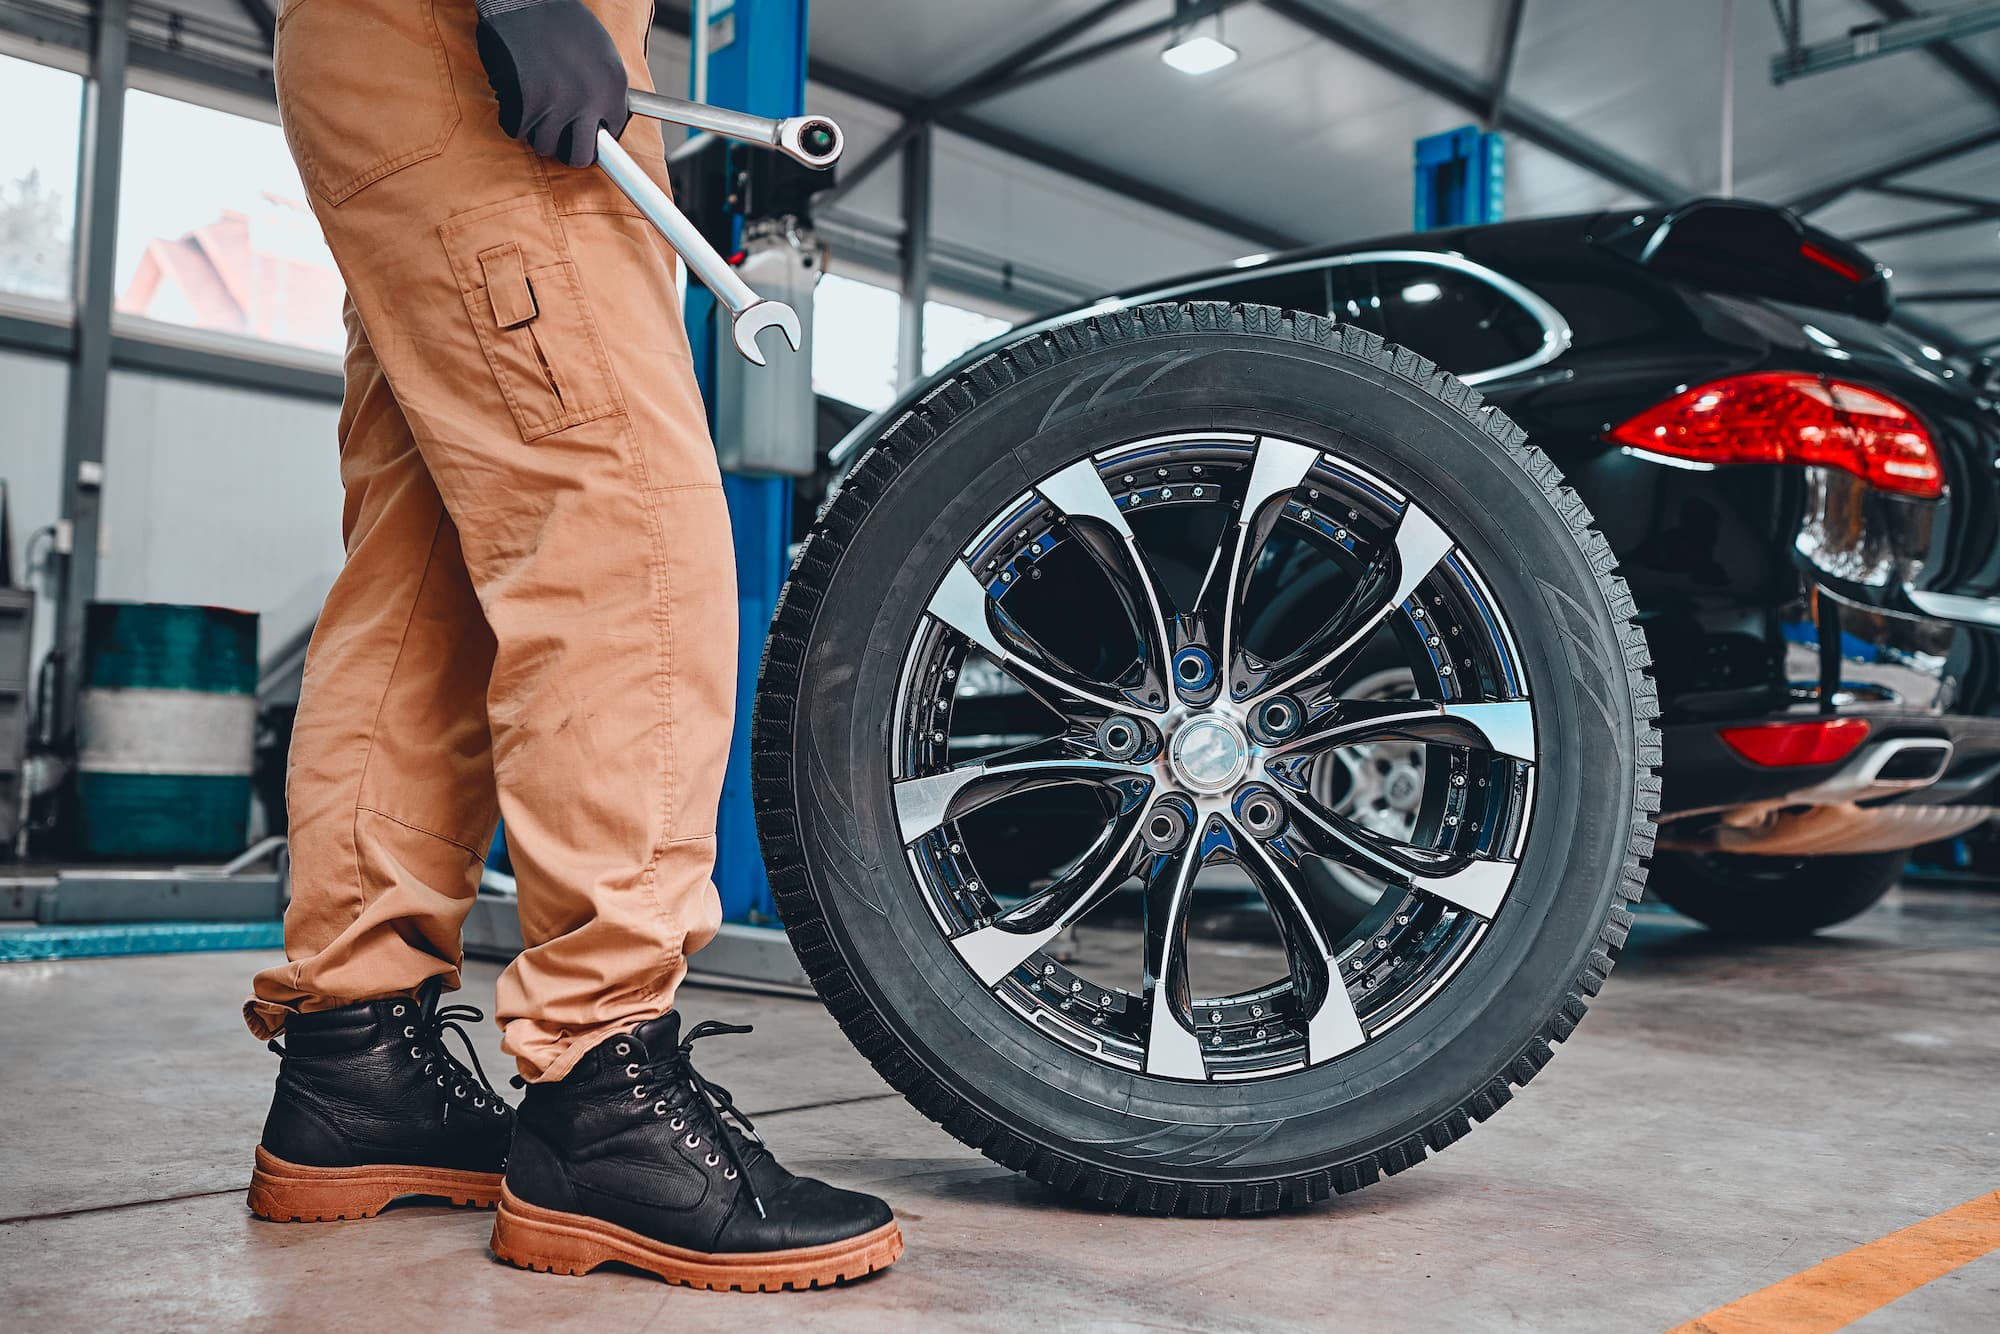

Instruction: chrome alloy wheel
[888,432,1540,1083]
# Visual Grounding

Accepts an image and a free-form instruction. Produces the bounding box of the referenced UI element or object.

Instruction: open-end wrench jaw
[596,90,843,363]
[734,298,803,367]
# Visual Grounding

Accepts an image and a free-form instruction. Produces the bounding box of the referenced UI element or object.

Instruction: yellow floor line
[1666,1189,2000,1334]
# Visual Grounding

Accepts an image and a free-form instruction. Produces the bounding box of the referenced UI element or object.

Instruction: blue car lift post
[466,0,819,990]
[1413,124,1505,230]
[680,0,814,989]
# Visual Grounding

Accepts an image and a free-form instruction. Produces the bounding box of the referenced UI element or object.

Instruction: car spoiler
[1590,197,1893,322]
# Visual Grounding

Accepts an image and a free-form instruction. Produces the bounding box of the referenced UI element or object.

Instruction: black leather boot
[491,1011,902,1290]
[247,979,513,1222]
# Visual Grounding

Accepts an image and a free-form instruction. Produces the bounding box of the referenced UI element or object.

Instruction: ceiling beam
[1259,0,1685,201]
[931,109,1306,248]
[957,0,1250,104]
[1869,181,2000,210]
[815,0,1145,211]
[1850,208,2000,244]
[1486,0,1527,128]
[1787,124,2000,212]
[815,1,1257,214]
[659,1,1295,249]
[1858,0,2000,115]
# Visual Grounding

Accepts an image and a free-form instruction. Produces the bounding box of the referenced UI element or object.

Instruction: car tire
[754,302,1659,1215]
[1648,849,1903,938]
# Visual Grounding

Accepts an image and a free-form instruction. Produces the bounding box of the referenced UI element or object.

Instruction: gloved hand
[475,0,631,168]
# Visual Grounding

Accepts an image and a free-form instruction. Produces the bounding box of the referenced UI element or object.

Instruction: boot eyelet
[402,1026,415,1039]
[632,1086,648,1099]
[454,1085,466,1098]
[654,1100,668,1115]
[475,1098,486,1108]
[614,1042,630,1057]
[705,1153,719,1167]
[391,1005,406,1018]
[436,1075,447,1087]
[424,1063,435,1074]
[410,1046,423,1058]
[724,1169,738,1181]
[625,1064,640,1078]
[670,1117,685,1131]
[684,1134,701,1149]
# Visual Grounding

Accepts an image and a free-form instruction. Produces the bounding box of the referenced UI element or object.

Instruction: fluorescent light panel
[1162,32,1239,75]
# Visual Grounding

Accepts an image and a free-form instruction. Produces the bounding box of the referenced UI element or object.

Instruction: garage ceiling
[11,0,1998,350]
[798,0,2000,350]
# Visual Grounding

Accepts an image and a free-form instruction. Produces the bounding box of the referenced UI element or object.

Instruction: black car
[822,196,2000,939]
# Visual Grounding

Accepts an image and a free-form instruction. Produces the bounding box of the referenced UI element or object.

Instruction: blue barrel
[76,602,259,859]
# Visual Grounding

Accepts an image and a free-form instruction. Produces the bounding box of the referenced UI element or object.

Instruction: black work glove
[475,0,631,168]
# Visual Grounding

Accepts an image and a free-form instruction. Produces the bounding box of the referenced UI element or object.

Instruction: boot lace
[265,980,506,1116]
[650,1021,770,1219]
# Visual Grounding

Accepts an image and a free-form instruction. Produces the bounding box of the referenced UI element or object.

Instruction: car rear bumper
[1659,710,2000,819]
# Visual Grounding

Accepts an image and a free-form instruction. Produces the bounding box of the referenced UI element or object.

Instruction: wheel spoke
[949,803,1150,987]
[927,562,1143,721]
[1229,822,1365,1064]
[893,736,1151,843]
[1190,437,1320,679]
[1250,500,1454,703]
[1269,697,1536,763]
[1139,828,1208,1080]
[1038,459,1177,695]
[1271,782,1520,919]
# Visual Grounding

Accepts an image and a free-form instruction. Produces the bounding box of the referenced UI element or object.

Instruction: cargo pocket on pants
[439,194,624,441]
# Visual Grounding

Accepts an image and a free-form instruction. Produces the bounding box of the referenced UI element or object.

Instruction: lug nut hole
[1142,804,1189,852]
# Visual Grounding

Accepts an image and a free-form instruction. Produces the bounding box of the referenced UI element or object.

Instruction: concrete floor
[2,887,1996,1332]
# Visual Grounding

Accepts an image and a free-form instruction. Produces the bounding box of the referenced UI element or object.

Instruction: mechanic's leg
[243,302,516,1223]
[246,301,500,1036]
[257,0,897,1278]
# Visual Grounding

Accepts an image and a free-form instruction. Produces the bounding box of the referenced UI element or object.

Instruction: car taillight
[1607,373,1943,498]
[1717,718,1870,767]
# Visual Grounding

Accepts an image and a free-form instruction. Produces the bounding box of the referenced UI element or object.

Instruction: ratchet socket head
[776,116,844,169]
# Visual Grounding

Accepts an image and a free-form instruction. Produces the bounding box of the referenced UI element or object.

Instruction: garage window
[923,298,1013,376]
[0,53,84,311]
[814,271,902,411]
[114,89,346,357]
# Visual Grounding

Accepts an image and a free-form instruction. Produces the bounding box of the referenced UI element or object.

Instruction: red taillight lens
[1608,373,1942,498]
[1717,718,1871,767]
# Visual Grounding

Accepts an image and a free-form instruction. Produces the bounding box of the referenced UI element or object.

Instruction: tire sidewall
[783,326,1637,1182]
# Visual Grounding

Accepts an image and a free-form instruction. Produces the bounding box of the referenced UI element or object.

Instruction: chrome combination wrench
[594,89,844,365]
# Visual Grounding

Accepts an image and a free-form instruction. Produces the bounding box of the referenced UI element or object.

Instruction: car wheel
[754,302,1658,1214]
[1648,849,1903,938]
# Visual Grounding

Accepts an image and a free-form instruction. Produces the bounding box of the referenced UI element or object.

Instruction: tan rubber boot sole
[247,1145,504,1222]
[489,1185,904,1291]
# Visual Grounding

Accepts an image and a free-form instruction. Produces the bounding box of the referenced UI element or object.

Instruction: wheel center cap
[1169,716,1250,793]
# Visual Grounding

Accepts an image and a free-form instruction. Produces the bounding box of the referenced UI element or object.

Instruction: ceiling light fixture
[1162,3,1239,75]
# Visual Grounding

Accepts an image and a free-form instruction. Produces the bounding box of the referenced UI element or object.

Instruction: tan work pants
[245,0,733,1081]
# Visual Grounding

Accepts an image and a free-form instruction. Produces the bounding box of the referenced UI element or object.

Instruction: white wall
[98,370,343,659]
[0,347,345,671]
